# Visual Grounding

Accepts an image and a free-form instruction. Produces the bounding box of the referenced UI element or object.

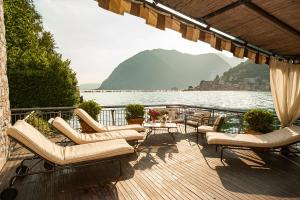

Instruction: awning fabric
[96,0,300,65]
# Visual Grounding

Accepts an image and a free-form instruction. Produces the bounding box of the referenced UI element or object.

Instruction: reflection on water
[81,91,274,110]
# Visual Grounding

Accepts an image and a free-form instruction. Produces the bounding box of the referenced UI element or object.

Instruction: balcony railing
[11,104,299,136]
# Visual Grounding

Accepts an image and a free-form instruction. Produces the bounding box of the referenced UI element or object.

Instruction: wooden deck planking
[0,125,299,200]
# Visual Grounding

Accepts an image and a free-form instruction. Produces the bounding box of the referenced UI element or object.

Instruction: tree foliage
[4,0,79,108]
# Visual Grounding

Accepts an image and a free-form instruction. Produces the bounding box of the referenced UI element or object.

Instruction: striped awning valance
[96,0,290,65]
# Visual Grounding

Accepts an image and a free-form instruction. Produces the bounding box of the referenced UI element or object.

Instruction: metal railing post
[111,110,115,126]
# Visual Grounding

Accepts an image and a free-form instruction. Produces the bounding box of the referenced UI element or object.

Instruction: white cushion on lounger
[198,125,214,133]
[206,125,300,148]
[52,117,144,144]
[74,108,106,132]
[106,125,145,132]
[7,120,134,165]
[74,108,145,132]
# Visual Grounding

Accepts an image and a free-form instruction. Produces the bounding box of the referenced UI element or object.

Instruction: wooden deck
[0,125,300,200]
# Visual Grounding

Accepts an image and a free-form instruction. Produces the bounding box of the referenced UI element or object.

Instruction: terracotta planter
[127,118,144,125]
[79,121,96,133]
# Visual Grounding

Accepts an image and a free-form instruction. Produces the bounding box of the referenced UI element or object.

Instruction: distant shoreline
[80,90,183,92]
[80,89,270,93]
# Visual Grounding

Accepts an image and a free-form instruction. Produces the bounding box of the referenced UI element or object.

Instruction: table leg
[184,115,187,133]
[168,128,175,140]
[145,128,153,140]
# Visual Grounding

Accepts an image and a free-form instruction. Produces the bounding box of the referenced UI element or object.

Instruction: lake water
[81,91,274,110]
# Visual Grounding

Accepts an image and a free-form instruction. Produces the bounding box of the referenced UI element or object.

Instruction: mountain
[221,61,269,82]
[216,53,245,67]
[99,49,236,90]
[80,83,101,90]
[193,61,270,91]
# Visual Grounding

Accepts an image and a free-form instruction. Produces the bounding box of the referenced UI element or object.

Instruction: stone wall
[0,0,11,171]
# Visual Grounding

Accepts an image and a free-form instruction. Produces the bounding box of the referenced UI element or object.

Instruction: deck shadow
[196,140,300,198]
[135,133,180,170]
[213,150,300,198]
[6,158,134,200]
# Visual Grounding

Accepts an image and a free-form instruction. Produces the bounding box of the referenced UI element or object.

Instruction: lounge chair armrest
[48,118,54,125]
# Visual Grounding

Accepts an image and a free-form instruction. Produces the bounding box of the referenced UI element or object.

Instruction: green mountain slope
[100,49,233,90]
[194,61,270,91]
[221,61,269,82]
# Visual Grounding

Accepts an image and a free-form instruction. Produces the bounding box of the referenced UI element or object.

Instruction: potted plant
[243,108,274,134]
[78,100,101,133]
[148,109,161,122]
[160,114,169,125]
[125,104,145,125]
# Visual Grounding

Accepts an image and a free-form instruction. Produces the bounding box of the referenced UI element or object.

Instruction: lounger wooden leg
[215,145,218,152]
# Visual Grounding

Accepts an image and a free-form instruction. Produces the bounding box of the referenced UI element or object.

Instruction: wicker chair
[185,111,211,133]
[152,107,184,124]
[196,115,225,143]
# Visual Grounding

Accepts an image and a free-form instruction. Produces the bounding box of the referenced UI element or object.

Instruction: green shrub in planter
[125,104,145,119]
[244,108,274,133]
[78,100,101,120]
[27,115,52,136]
[125,104,145,121]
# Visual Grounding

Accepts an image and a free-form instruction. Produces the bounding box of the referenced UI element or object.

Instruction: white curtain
[269,58,300,127]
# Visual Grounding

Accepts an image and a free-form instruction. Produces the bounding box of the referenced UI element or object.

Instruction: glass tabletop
[143,122,177,128]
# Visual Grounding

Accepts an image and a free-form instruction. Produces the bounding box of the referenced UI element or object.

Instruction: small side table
[143,122,178,140]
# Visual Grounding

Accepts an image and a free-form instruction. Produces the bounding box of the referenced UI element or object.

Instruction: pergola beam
[98,0,300,63]
[200,0,300,40]
[200,0,250,21]
[244,1,300,39]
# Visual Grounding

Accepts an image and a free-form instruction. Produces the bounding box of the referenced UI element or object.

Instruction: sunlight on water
[81,91,274,110]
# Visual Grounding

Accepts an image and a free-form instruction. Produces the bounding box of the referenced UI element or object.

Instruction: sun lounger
[206,125,300,160]
[196,116,225,143]
[50,117,144,144]
[74,108,145,132]
[1,120,135,199]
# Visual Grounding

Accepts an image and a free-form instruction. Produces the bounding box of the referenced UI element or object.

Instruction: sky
[33,0,236,84]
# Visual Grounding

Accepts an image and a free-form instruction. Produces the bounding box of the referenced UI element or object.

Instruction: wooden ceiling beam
[200,0,300,39]
[244,1,300,39]
[200,0,250,21]
[151,0,299,60]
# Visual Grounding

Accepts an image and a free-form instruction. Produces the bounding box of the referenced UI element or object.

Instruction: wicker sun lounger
[0,120,135,199]
[50,117,144,144]
[206,125,300,160]
[75,108,145,132]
